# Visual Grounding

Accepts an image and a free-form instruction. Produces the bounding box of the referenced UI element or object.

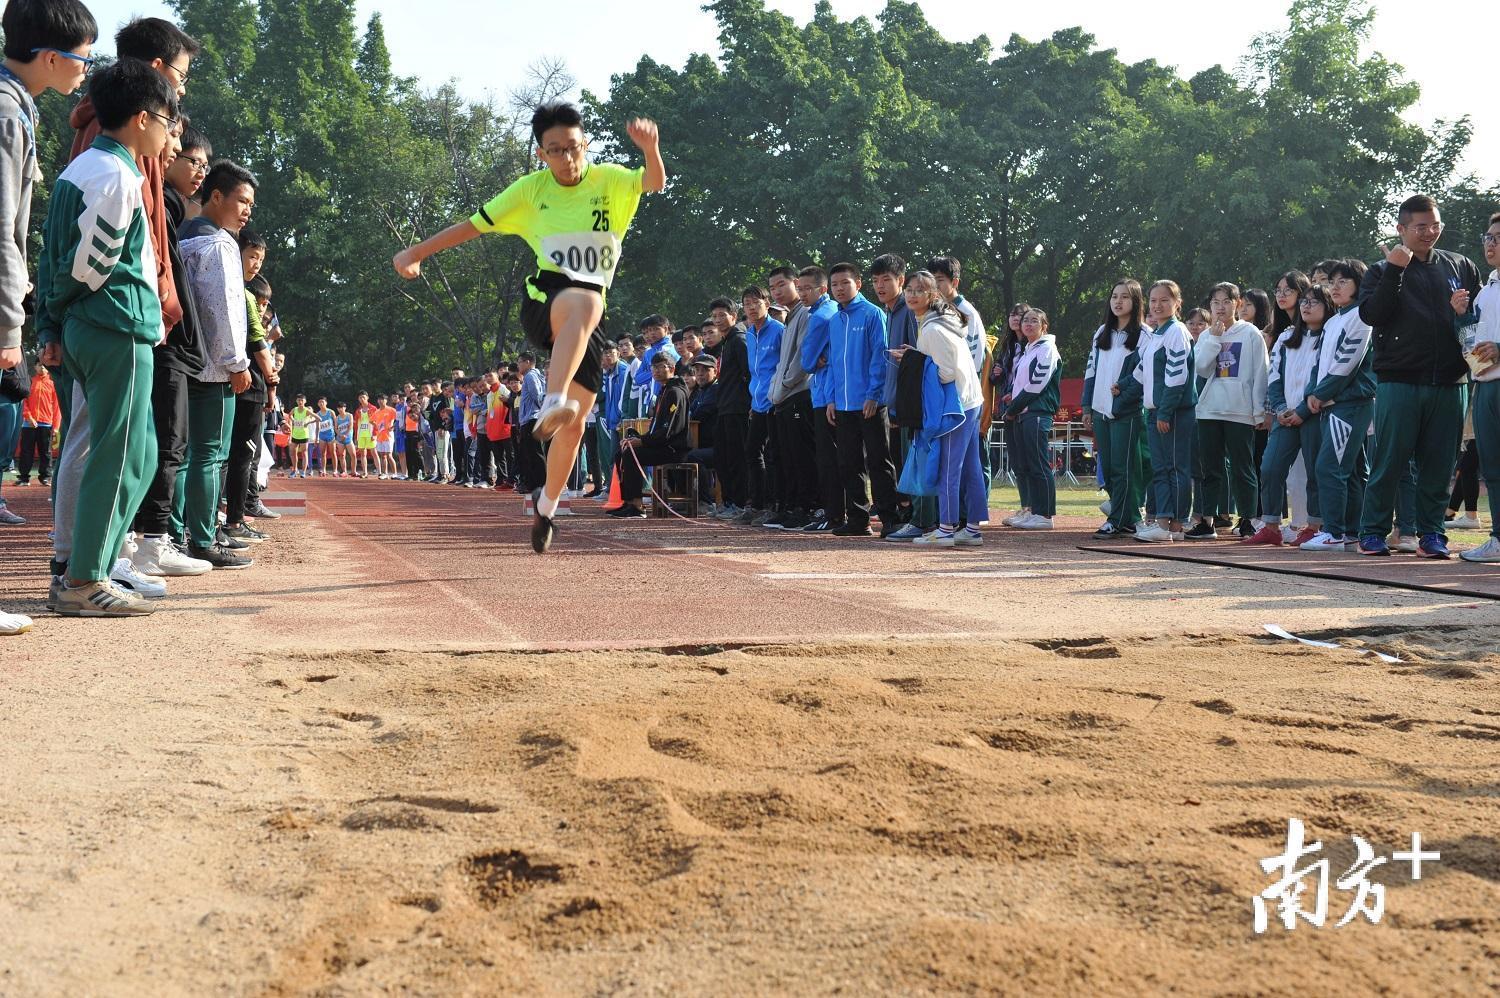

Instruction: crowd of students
[2,3,1496,637]
[0,4,293,631]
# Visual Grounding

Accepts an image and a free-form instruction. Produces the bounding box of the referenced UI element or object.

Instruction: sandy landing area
[1,485,1497,995]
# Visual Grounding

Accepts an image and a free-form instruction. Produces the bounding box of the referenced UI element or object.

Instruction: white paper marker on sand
[1263,624,1403,664]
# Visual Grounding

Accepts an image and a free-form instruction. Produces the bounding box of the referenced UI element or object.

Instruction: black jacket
[160,187,208,377]
[645,376,692,452]
[1359,249,1480,385]
[893,349,926,429]
[688,380,720,447]
[716,328,752,416]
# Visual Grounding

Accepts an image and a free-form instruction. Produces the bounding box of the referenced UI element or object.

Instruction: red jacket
[20,367,60,427]
[68,96,183,332]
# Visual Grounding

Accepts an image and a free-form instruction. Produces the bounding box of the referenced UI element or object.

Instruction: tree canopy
[18,0,1497,392]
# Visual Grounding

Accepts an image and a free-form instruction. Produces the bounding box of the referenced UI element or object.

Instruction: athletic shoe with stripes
[53,580,155,617]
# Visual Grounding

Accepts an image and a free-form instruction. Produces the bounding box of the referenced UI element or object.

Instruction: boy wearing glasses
[0,0,100,632]
[35,60,179,615]
[44,16,201,595]
[394,102,666,553]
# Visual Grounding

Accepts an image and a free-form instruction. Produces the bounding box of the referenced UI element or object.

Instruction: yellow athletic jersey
[469,162,645,300]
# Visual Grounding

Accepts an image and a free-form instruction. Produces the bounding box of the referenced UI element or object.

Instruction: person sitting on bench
[608,352,692,518]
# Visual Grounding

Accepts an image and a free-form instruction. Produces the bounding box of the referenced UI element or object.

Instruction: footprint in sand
[464,849,564,908]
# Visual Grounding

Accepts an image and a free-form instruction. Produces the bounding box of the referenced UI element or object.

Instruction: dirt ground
[1,480,1497,996]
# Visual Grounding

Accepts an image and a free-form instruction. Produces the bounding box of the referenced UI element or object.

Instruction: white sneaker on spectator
[953,526,984,547]
[1393,533,1419,554]
[132,535,212,577]
[1015,514,1053,530]
[1001,509,1031,527]
[1299,531,1347,552]
[0,610,33,635]
[1460,536,1500,563]
[1134,523,1174,543]
[1446,514,1481,530]
[111,559,168,599]
[913,527,956,547]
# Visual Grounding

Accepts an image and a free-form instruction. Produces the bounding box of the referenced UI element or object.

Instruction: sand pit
[4,633,1497,995]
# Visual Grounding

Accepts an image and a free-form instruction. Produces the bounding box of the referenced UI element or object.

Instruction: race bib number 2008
[540,231,624,288]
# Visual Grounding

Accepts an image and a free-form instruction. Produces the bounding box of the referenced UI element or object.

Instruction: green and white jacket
[37,136,163,347]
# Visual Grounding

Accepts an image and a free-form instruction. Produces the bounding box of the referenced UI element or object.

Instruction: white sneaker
[1281,525,1302,545]
[0,610,33,635]
[111,558,168,600]
[1099,499,1112,516]
[1299,531,1347,552]
[1015,514,1053,530]
[534,396,581,440]
[1135,523,1174,543]
[1446,515,1481,530]
[1460,536,1500,563]
[913,527,956,547]
[954,527,983,547]
[1393,534,1418,554]
[133,535,213,577]
[1001,509,1031,527]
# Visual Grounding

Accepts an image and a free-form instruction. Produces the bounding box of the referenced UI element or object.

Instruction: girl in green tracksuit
[1083,279,1148,538]
[1134,280,1197,542]
[1244,284,1332,546]
[1302,259,1374,550]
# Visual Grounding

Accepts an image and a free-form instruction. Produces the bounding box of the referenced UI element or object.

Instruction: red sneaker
[1240,524,1284,545]
[1292,526,1319,547]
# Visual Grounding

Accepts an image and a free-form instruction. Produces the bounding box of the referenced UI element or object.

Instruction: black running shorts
[519,271,609,394]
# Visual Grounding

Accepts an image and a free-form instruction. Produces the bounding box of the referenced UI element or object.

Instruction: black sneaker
[224,522,269,544]
[832,523,873,537]
[245,502,281,520]
[1212,516,1233,529]
[1236,518,1256,539]
[778,509,812,531]
[801,517,834,533]
[531,513,555,554]
[189,543,253,570]
[216,528,249,550]
[761,512,787,529]
[607,503,647,519]
[1185,521,1218,541]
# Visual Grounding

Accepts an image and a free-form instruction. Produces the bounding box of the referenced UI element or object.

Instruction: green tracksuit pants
[1314,400,1372,539]
[1359,382,1466,539]
[61,322,157,582]
[180,381,234,549]
[1094,409,1147,531]
[1259,417,1321,524]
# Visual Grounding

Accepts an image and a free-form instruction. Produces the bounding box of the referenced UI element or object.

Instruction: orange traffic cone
[603,466,623,510]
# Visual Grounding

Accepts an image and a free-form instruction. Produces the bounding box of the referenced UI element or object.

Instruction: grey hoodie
[0,72,39,352]
[768,300,810,406]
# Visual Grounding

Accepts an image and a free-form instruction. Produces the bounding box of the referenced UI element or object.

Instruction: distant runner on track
[393,103,665,553]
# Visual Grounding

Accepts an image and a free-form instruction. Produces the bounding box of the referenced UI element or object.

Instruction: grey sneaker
[751,509,777,527]
[733,507,760,526]
[52,579,155,617]
[0,505,26,525]
[714,504,742,521]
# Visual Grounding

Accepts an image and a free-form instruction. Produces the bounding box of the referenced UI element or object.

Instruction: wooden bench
[650,464,699,518]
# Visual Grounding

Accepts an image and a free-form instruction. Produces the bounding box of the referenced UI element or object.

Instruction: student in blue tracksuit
[1243,284,1332,545]
[593,344,629,495]
[1134,280,1198,542]
[1083,279,1149,538]
[804,262,895,537]
[1004,308,1063,529]
[743,285,784,523]
[797,266,843,532]
[1301,260,1374,551]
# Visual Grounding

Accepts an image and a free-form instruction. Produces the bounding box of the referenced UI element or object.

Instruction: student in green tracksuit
[1133,280,1198,543]
[35,62,178,616]
[1082,279,1149,538]
[1301,259,1375,551]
